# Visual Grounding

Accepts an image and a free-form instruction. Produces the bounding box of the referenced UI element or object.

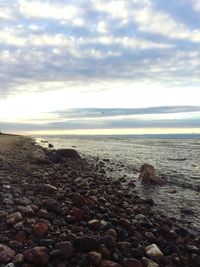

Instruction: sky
[0,0,200,135]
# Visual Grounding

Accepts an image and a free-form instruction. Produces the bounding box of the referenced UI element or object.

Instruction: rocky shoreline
[0,136,200,267]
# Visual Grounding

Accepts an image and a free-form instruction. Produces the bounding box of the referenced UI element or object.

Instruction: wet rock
[49,153,64,164]
[6,212,23,225]
[55,241,74,259]
[139,164,165,185]
[180,208,195,215]
[74,236,99,252]
[48,143,54,148]
[145,244,164,258]
[88,251,102,265]
[23,246,49,266]
[0,244,16,263]
[33,223,49,239]
[56,149,81,159]
[122,258,143,267]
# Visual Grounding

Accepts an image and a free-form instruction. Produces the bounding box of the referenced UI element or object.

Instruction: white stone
[145,244,164,258]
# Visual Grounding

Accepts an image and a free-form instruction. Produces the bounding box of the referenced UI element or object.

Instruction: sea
[35,134,200,232]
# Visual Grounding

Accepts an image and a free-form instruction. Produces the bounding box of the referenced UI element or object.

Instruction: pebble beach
[0,134,200,267]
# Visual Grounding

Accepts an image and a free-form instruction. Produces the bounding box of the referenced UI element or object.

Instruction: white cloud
[0,5,14,20]
[0,28,26,46]
[19,0,79,21]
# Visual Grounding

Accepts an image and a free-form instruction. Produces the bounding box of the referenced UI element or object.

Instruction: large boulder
[56,149,81,159]
[139,164,165,186]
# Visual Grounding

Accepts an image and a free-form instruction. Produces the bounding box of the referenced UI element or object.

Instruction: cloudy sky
[1,0,200,135]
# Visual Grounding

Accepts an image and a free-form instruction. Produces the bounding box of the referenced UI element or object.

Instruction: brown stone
[122,258,143,267]
[100,260,122,267]
[24,246,49,266]
[0,244,16,263]
[88,251,102,265]
[139,164,165,185]
[33,223,49,239]
[55,241,73,259]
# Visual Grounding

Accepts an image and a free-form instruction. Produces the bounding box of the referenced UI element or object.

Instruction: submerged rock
[139,164,165,185]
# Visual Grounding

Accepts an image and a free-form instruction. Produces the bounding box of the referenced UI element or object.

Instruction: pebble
[142,257,159,267]
[6,212,23,225]
[100,260,122,267]
[145,244,164,258]
[55,241,74,259]
[0,244,16,263]
[24,246,49,266]
[88,251,102,265]
[33,223,49,239]
[122,258,143,267]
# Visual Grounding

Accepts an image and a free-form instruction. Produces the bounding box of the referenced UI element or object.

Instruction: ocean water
[36,134,200,231]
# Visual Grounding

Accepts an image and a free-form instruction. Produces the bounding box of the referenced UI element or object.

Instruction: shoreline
[0,135,199,266]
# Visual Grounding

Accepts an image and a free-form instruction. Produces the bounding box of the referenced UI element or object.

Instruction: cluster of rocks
[0,144,200,267]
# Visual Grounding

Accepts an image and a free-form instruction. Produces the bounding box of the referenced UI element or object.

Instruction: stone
[74,236,99,252]
[12,253,24,264]
[100,260,122,267]
[88,251,102,265]
[122,258,143,267]
[0,244,16,263]
[24,246,49,266]
[6,212,23,225]
[98,244,111,259]
[56,149,81,159]
[55,241,74,259]
[69,193,85,207]
[43,198,61,214]
[49,153,64,164]
[139,164,165,185]
[99,235,116,248]
[88,219,101,230]
[13,231,28,242]
[69,207,84,221]
[33,223,49,239]
[41,184,58,194]
[145,244,164,258]
[142,257,159,267]
[4,263,15,267]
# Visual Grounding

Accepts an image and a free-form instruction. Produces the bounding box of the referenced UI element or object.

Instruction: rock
[12,253,24,264]
[180,208,195,215]
[13,231,28,242]
[139,164,165,185]
[49,153,64,164]
[142,257,159,267]
[88,251,102,265]
[100,260,122,267]
[56,149,81,159]
[4,263,15,267]
[55,241,74,259]
[6,212,23,225]
[33,223,49,239]
[0,244,16,263]
[122,258,143,267]
[99,235,116,248]
[41,184,58,194]
[69,207,84,221]
[98,244,111,259]
[69,193,85,207]
[88,219,101,230]
[48,143,54,148]
[43,198,61,214]
[23,246,49,266]
[74,236,99,252]
[145,244,164,258]
[3,198,14,205]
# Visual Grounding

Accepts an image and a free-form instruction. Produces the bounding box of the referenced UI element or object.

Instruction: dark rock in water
[74,236,99,252]
[139,163,165,185]
[180,208,195,215]
[48,143,54,148]
[49,153,64,164]
[56,149,81,159]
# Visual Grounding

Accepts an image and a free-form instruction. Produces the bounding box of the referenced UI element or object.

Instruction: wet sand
[0,134,199,266]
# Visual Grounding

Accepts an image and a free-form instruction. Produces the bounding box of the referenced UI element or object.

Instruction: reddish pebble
[69,207,84,221]
[33,223,49,239]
